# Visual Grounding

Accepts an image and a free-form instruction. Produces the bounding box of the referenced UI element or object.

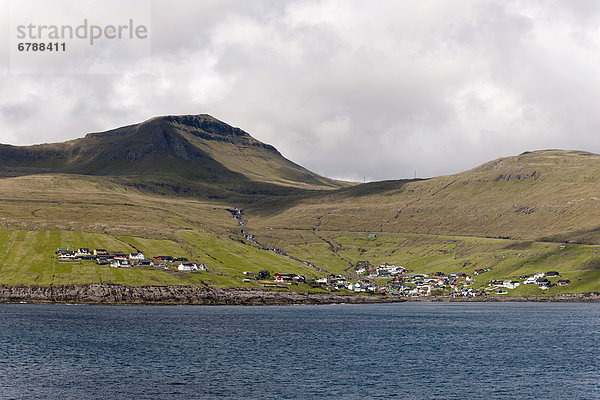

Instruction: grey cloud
[1,0,600,181]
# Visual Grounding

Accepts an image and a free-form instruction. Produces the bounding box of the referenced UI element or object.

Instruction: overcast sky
[2,0,600,181]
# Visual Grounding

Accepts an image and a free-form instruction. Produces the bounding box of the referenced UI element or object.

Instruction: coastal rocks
[0,284,406,305]
[0,285,598,305]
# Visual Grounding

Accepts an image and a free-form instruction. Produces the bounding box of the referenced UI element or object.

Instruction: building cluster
[55,248,207,271]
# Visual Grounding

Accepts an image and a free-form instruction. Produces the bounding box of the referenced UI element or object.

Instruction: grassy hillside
[0,173,326,290]
[1,114,599,295]
[0,115,348,207]
[245,228,600,294]
[0,227,324,289]
[247,150,600,245]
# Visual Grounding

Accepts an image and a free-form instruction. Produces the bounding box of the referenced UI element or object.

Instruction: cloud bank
[2,0,600,181]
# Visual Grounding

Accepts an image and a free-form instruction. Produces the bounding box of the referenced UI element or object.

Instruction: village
[55,248,208,272]
[259,262,571,297]
[55,247,570,297]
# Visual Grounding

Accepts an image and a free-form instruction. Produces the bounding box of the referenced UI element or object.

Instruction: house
[355,266,367,274]
[503,280,520,289]
[112,253,127,260]
[156,256,173,262]
[316,277,328,284]
[556,279,570,286]
[173,257,188,262]
[274,273,304,283]
[129,252,145,260]
[495,289,508,295]
[110,259,131,268]
[335,278,347,287]
[367,233,377,239]
[76,248,91,256]
[348,282,366,292]
[56,248,69,254]
[94,249,108,256]
[533,272,546,278]
[178,262,199,271]
[474,269,486,276]
[197,264,208,271]
[138,259,153,266]
[258,270,270,279]
[535,278,551,288]
[546,271,560,277]
[58,252,77,260]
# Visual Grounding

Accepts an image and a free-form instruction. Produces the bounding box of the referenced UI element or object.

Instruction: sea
[0,302,598,399]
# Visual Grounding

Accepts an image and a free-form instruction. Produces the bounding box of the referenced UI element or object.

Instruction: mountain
[1,116,600,295]
[0,114,346,201]
[2,117,600,243]
[248,149,600,244]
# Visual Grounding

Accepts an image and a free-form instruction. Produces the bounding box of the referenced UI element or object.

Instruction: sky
[1,0,600,181]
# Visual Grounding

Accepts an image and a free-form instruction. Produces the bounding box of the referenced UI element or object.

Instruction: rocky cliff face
[0,284,598,305]
[0,284,406,305]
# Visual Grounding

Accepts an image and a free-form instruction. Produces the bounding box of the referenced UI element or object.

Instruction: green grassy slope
[0,173,325,289]
[0,115,348,208]
[2,114,600,294]
[248,150,600,245]
[245,228,600,294]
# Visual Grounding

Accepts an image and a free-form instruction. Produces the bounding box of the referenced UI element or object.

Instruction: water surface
[0,302,598,399]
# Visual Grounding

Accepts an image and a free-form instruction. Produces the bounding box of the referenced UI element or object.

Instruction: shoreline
[0,284,599,305]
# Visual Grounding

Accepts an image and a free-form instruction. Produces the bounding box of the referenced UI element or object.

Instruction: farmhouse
[110,259,131,268]
[76,248,91,256]
[58,252,77,260]
[129,252,145,260]
[274,273,305,283]
[178,263,198,271]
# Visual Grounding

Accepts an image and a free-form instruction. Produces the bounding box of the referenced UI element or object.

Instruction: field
[246,228,600,294]
[1,149,600,295]
[0,227,326,289]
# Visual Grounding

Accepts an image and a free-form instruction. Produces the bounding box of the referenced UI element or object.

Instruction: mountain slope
[248,150,600,244]
[0,114,346,193]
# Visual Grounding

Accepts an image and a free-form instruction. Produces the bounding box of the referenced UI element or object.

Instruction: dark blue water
[0,302,598,399]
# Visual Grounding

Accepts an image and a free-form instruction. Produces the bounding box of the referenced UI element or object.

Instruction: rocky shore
[0,284,599,305]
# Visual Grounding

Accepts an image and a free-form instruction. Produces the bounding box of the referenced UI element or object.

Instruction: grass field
[1,150,600,295]
[0,227,324,289]
[246,228,600,294]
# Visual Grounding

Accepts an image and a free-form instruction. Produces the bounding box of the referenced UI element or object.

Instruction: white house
[110,259,131,268]
[503,280,520,289]
[76,248,91,256]
[129,252,145,260]
[58,252,77,260]
[178,263,207,272]
[178,263,199,271]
